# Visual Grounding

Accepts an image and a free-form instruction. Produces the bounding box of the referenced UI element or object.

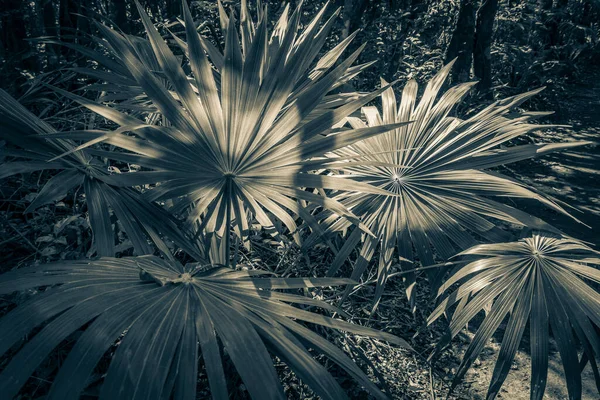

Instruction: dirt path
[456,333,598,399]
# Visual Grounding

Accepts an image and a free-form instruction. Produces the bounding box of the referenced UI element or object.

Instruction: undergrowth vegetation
[0,1,598,399]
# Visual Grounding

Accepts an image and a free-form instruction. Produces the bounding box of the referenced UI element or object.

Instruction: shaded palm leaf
[0,256,409,400]
[0,89,203,260]
[45,32,177,120]
[48,0,408,264]
[428,234,600,400]
[319,62,591,310]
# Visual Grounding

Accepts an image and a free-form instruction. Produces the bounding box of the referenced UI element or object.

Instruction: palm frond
[428,234,600,400]
[0,256,409,400]
[0,89,203,260]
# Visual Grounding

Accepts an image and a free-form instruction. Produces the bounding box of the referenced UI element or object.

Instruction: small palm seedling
[51,0,409,264]
[319,62,590,310]
[0,256,409,399]
[0,89,202,259]
[428,234,600,400]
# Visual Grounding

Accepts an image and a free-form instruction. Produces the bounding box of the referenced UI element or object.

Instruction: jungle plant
[429,234,600,400]
[48,0,410,264]
[0,1,598,399]
[318,62,590,310]
[0,256,409,399]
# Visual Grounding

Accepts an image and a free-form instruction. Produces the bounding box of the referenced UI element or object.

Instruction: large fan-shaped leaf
[0,89,203,259]
[0,256,409,399]
[48,0,408,264]
[428,234,600,400]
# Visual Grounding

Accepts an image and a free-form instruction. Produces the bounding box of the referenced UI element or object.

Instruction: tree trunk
[59,0,79,58]
[43,0,59,67]
[76,0,90,38]
[445,0,478,83]
[167,0,186,20]
[341,0,370,40]
[0,0,31,65]
[28,0,46,71]
[473,0,498,97]
[541,0,564,48]
[113,0,129,34]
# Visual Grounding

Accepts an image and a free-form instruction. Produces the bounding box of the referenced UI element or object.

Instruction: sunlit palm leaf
[428,234,600,400]
[320,62,591,310]
[0,256,409,400]
[0,89,203,259]
[48,0,408,264]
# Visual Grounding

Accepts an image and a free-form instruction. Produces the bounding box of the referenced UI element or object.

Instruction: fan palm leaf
[0,256,409,400]
[319,62,591,309]
[428,234,600,400]
[0,89,202,259]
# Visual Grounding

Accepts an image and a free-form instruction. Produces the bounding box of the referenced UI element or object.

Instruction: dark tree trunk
[341,0,370,40]
[76,0,90,38]
[113,0,129,33]
[541,0,565,48]
[59,0,79,58]
[27,0,46,71]
[473,0,498,97]
[555,0,569,48]
[167,0,186,20]
[59,0,77,36]
[28,0,45,39]
[43,0,57,37]
[445,0,478,83]
[0,0,32,66]
[43,0,59,67]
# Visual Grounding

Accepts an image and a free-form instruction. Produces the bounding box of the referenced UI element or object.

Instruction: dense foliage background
[2,0,600,111]
[1,0,599,399]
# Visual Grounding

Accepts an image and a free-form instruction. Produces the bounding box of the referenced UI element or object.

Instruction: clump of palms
[0,1,411,398]
[429,234,600,400]
[319,62,590,309]
[0,0,598,399]
[50,0,409,264]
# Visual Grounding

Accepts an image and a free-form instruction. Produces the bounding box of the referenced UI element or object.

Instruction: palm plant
[429,234,600,400]
[318,62,590,309]
[48,0,410,264]
[0,255,409,399]
[0,3,415,398]
[0,89,203,260]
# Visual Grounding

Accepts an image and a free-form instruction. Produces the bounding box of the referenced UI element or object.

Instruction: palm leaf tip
[429,234,600,400]
[0,256,408,400]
